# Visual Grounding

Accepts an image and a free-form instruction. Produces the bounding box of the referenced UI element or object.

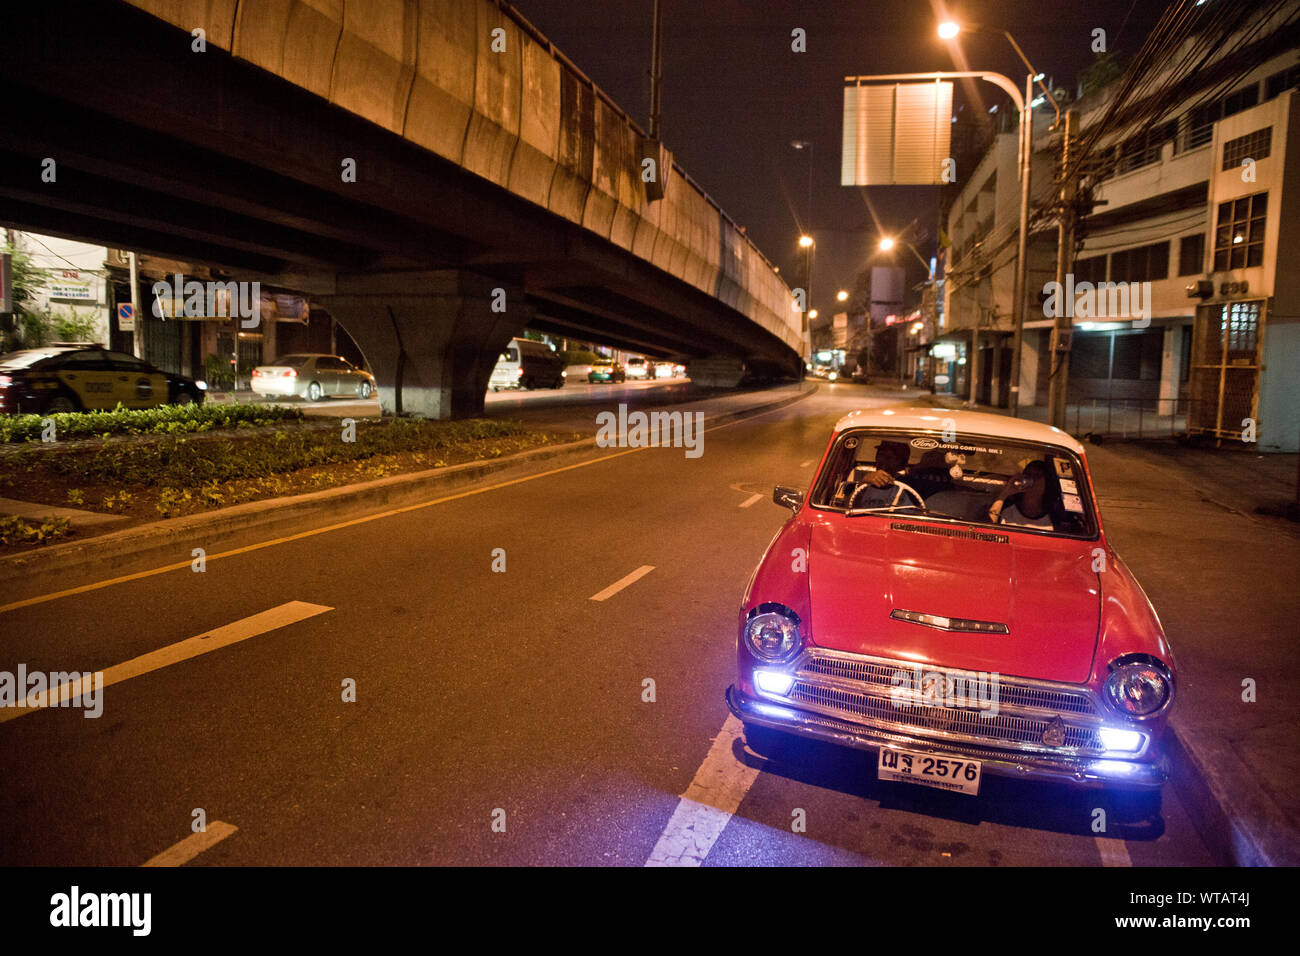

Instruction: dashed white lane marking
[738,493,763,508]
[0,602,332,724]
[645,715,760,866]
[1096,835,1133,867]
[800,459,815,468]
[142,821,238,867]
[589,565,655,602]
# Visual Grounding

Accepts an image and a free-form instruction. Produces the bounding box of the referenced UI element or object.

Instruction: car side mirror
[773,486,804,512]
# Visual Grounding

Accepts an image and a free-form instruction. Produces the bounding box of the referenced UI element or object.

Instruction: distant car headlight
[744,605,802,663]
[196,380,208,390]
[1103,660,1171,717]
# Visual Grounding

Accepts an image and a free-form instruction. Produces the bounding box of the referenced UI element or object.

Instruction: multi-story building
[942,7,1300,452]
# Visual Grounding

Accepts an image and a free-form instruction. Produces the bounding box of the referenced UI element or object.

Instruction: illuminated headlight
[196,381,208,390]
[754,669,795,696]
[1104,661,1171,717]
[1099,728,1145,752]
[743,607,802,663]
[828,371,838,381]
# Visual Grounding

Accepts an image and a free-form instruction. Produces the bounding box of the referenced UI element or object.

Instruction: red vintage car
[727,407,1176,814]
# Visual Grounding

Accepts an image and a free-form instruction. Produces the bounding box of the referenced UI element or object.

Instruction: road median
[0,382,815,598]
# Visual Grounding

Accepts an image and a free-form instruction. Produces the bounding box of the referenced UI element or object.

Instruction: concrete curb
[1166,722,1299,867]
[0,383,816,591]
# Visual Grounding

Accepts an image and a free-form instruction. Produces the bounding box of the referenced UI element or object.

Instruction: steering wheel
[849,478,927,512]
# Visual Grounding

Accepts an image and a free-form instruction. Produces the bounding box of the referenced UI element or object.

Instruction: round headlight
[744,610,802,663]
[1104,662,1171,717]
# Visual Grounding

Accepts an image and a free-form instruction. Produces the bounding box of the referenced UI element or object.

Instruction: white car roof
[833,406,1086,455]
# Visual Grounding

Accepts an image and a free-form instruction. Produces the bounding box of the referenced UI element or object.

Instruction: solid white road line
[1096,835,1133,867]
[738,493,763,508]
[142,821,238,867]
[588,565,655,602]
[645,715,760,866]
[0,601,332,724]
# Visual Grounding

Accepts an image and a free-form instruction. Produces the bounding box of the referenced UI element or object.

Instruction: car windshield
[271,355,313,367]
[810,428,1097,538]
[0,349,66,369]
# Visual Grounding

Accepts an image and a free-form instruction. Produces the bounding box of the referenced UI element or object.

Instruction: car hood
[807,517,1100,682]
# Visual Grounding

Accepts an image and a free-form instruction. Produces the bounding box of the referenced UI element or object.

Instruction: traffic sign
[117,302,135,331]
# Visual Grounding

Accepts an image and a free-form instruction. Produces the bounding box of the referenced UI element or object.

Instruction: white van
[489,338,566,390]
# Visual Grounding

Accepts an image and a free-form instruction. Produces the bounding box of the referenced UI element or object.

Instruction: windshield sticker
[910,437,1001,455]
[1059,478,1078,495]
[1062,493,1084,513]
[945,451,966,479]
[1053,458,1074,478]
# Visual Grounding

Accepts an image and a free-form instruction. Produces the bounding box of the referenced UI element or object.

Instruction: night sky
[509,0,1168,316]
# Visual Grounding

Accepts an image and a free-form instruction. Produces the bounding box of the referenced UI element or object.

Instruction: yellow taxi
[0,343,206,414]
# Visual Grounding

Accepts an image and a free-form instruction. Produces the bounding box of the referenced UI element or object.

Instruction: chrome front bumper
[726,685,1166,789]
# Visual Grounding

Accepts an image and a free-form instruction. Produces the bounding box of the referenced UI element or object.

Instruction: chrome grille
[800,655,1099,716]
[787,649,1106,756]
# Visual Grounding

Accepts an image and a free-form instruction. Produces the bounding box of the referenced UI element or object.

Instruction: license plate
[877,747,982,795]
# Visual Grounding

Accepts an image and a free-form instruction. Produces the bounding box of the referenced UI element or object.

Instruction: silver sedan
[251,354,376,402]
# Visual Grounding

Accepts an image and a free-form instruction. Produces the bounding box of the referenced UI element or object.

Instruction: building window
[1178,234,1205,276]
[1075,255,1106,284]
[1109,241,1170,283]
[1213,192,1267,270]
[1222,127,1271,171]
[1181,84,1260,152]
[1266,65,1300,99]
[1116,122,1176,174]
[1220,301,1260,353]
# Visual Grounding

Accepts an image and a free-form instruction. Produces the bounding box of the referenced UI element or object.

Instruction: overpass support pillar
[318,271,530,419]
[687,357,748,388]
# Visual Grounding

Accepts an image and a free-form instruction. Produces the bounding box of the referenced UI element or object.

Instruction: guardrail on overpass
[125,0,804,360]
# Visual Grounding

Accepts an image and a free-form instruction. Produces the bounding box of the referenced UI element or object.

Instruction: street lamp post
[938,20,1059,416]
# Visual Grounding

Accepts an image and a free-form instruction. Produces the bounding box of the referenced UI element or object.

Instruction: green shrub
[0,514,72,546]
[0,402,303,443]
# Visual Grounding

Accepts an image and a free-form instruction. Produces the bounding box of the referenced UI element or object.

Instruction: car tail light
[0,375,11,387]
[252,369,262,377]
[284,369,297,378]
[516,368,524,377]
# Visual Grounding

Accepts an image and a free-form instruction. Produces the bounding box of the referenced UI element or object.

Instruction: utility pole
[1007,72,1033,416]
[1047,110,1077,429]
[649,0,663,140]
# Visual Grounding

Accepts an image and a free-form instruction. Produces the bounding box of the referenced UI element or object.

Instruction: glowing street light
[798,235,815,248]
[837,290,849,302]
[937,20,960,40]
[879,236,896,251]
[809,309,819,319]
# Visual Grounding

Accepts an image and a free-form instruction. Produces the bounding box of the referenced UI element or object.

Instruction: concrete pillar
[968,328,980,405]
[1019,331,1039,407]
[687,356,746,388]
[317,270,530,418]
[1159,323,1182,417]
[262,307,277,365]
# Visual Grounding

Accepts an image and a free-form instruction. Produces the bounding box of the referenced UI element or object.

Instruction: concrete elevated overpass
[0,0,805,416]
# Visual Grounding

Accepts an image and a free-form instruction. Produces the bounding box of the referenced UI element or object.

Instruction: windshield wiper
[845,504,929,517]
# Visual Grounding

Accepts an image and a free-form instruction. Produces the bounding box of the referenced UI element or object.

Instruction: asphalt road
[0,387,1218,866]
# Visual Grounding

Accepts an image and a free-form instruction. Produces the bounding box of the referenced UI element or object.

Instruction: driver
[849,440,916,509]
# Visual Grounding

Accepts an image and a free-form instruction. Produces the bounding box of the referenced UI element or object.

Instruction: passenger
[988,460,1057,529]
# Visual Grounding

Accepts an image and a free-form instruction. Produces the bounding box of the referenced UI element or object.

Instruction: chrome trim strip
[890,608,1009,634]
[727,686,1165,789]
